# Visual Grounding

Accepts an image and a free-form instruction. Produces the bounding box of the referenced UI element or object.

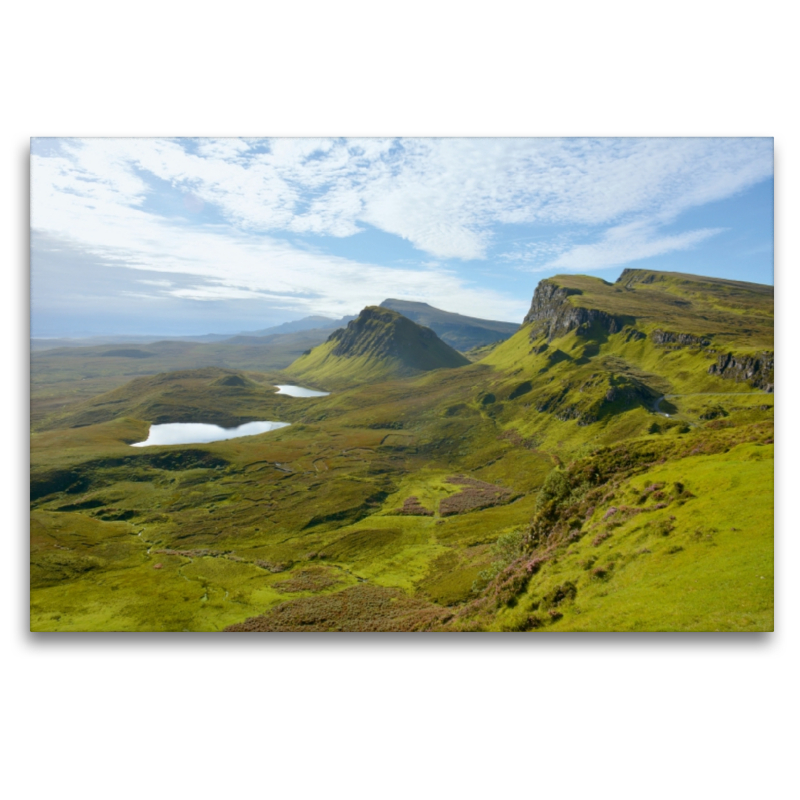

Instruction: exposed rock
[651,329,711,348]
[623,327,647,342]
[524,280,628,342]
[708,351,774,392]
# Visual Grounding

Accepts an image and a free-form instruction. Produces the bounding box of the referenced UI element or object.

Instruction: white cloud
[544,221,726,272]
[30,137,772,326]
[30,147,527,321]
[32,137,772,263]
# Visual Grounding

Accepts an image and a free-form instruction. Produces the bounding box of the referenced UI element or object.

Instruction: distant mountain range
[30,314,356,351]
[222,315,356,342]
[380,299,519,351]
[32,304,518,354]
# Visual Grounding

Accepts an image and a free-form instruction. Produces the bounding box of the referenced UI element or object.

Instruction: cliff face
[708,352,774,392]
[523,281,626,341]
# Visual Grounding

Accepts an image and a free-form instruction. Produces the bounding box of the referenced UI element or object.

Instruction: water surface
[274,384,330,397]
[131,421,290,447]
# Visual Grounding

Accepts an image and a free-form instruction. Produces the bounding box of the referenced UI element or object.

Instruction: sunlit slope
[473,269,773,450]
[286,306,470,388]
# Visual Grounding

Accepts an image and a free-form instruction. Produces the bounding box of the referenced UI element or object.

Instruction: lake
[274,384,329,397]
[131,421,290,447]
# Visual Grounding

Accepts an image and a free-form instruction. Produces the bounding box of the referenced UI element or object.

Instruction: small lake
[274,384,329,397]
[131,421,290,447]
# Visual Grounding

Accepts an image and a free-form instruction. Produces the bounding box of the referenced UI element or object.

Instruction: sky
[30,137,774,337]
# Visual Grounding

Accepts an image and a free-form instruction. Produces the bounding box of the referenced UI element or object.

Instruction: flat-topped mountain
[379,299,519,352]
[523,269,773,348]
[482,267,774,429]
[286,305,470,387]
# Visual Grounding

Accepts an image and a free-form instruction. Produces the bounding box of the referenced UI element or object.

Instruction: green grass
[488,442,773,632]
[30,268,774,632]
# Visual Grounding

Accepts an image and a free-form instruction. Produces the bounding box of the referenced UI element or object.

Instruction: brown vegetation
[439,475,514,516]
[225,583,450,631]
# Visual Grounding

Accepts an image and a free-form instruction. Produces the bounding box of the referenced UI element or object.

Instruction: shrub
[543,581,577,608]
[535,467,571,510]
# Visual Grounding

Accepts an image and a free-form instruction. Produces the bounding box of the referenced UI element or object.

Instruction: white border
[4,3,796,798]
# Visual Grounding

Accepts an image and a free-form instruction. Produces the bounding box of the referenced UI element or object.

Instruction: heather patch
[439,475,514,516]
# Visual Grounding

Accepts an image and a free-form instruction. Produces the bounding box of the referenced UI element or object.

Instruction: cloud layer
[30,137,773,328]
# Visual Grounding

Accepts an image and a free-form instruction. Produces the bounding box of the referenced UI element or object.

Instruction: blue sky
[30,137,773,337]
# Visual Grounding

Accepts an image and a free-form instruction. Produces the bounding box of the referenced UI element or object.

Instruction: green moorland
[30,269,774,631]
[30,327,336,426]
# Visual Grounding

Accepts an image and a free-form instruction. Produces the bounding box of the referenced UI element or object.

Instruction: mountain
[285,305,470,386]
[230,314,356,340]
[379,299,519,351]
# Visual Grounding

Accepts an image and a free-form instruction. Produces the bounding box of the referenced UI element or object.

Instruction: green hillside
[285,305,470,387]
[30,269,773,632]
[380,298,519,351]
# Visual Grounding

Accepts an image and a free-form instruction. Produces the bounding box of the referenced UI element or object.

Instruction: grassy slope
[286,306,469,388]
[30,269,773,631]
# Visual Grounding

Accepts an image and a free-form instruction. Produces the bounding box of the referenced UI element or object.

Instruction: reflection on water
[131,420,290,447]
[274,384,330,397]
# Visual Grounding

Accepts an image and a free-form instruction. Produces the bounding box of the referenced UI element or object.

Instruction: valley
[30,269,774,632]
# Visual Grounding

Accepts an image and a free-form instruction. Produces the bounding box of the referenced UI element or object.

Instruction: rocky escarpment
[708,351,774,392]
[650,329,711,348]
[524,280,630,342]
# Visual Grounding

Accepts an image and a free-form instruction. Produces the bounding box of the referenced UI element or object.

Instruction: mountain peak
[286,305,469,387]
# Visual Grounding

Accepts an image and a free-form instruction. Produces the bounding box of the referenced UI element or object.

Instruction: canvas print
[30,137,774,632]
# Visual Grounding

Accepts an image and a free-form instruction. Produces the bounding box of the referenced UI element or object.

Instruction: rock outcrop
[523,281,629,342]
[650,329,711,348]
[708,351,774,392]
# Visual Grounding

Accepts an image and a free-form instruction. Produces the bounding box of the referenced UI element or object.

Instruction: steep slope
[478,268,773,448]
[380,299,519,351]
[285,306,470,387]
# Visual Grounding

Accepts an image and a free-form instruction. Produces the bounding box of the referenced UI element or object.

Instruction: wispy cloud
[30,137,772,331]
[33,137,772,261]
[543,221,726,272]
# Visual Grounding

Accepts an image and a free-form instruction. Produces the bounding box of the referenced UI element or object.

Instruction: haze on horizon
[30,137,774,338]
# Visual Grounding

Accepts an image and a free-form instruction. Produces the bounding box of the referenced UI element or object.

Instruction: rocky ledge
[708,351,774,392]
[524,281,628,342]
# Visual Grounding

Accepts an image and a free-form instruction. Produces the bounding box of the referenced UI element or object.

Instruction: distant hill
[31,315,355,352]
[285,306,470,387]
[379,299,519,351]
[232,314,356,339]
